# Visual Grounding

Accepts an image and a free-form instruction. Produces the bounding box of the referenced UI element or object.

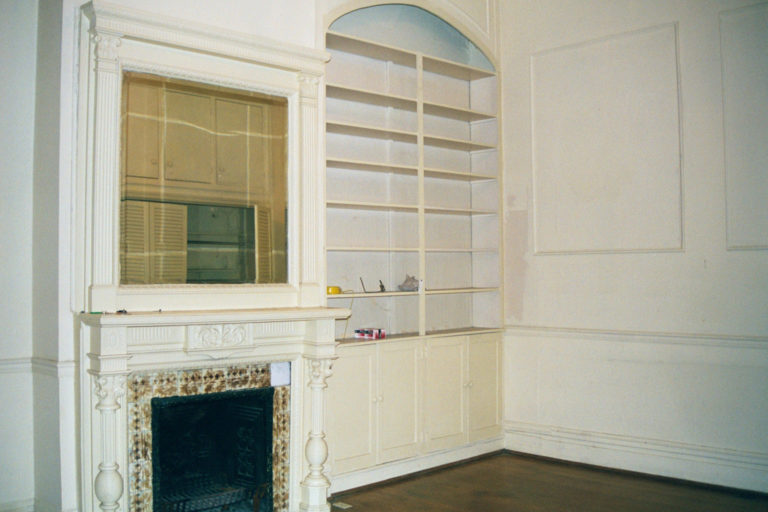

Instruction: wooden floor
[329,452,768,512]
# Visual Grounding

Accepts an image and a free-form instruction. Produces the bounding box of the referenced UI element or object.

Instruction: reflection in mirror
[119,72,288,284]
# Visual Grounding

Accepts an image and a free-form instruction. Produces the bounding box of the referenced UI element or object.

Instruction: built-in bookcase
[325,30,502,342]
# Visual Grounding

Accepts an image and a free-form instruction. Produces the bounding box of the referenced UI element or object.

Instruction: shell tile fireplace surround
[76,3,346,511]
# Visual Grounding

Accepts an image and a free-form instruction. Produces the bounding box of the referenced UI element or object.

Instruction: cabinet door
[326,344,377,475]
[120,200,187,284]
[215,99,248,187]
[423,336,466,452]
[149,202,188,284]
[124,79,160,179]
[164,89,215,183]
[467,333,501,442]
[377,340,420,464]
[121,200,150,283]
[254,206,273,283]
[247,104,270,198]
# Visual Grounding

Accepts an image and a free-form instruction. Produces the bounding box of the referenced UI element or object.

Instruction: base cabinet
[326,333,501,477]
[424,336,466,452]
[326,340,420,474]
[326,344,377,474]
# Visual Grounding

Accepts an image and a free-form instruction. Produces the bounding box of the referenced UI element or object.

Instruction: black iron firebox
[151,388,274,511]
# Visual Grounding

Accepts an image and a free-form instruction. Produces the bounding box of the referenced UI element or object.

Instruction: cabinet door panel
[424,337,466,452]
[248,104,270,197]
[467,333,501,441]
[121,200,150,283]
[165,90,214,183]
[149,202,187,284]
[120,200,187,284]
[378,341,420,463]
[215,99,248,187]
[125,80,160,179]
[327,345,377,474]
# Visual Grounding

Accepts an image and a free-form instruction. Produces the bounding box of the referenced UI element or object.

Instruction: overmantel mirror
[79,1,328,313]
[120,72,288,285]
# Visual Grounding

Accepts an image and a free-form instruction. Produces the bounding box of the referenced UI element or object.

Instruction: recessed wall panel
[721,4,768,250]
[532,24,682,254]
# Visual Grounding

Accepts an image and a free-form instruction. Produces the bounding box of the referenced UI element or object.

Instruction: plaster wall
[502,0,768,491]
[0,0,39,508]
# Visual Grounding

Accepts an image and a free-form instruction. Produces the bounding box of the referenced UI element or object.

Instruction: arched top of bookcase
[328,3,495,72]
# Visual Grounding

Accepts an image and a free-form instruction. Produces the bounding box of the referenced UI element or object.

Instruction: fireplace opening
[151,387,274,511]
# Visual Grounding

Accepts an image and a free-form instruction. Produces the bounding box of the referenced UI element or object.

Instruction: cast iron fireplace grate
[152,388,274,512]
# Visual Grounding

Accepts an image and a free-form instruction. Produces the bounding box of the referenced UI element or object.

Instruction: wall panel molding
[0,358,33,374]
[445,0,495,51]
[0,499,35,512]
[720,3,768,251]
[0,357,78,376]
[504,325,768,492]
[505,324,768,350]
[531,23,683,255]
[503,421,768,492]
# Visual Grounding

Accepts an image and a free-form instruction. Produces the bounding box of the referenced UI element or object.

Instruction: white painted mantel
[74,2,347,511]
[79,307,349,512]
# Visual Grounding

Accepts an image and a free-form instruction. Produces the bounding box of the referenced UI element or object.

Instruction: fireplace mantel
[80,307,349,512]
[75,2,342,511]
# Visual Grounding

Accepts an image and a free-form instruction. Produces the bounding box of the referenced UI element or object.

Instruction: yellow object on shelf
[327,285,342,295]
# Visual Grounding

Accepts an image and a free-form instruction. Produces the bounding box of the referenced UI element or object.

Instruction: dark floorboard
[329,452,768,512]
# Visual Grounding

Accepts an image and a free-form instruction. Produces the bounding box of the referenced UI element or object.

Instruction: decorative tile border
[126,363,289,511]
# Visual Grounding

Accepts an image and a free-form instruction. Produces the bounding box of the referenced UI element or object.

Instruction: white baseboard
[328,437,504,495]
[504,421,768,493]
[0,499,34,512]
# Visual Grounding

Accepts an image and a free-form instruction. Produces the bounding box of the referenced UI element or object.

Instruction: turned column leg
[93,375,125,512]
[300,358,333,512]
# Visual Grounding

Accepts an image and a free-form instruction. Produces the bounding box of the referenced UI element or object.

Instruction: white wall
[0,0,38,509]
[502,0,768,492]
[94,0,317,49]
[33,1,64,510]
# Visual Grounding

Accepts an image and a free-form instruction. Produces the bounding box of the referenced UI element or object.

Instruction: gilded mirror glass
[120,72,288,284]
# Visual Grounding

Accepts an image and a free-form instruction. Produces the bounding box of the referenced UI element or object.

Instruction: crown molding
[85,0,330,75]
